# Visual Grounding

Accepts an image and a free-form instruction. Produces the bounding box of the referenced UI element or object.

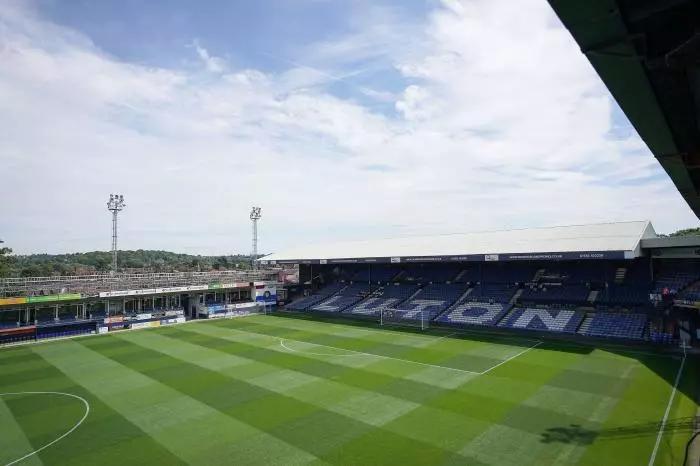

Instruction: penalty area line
[478,340,543,375]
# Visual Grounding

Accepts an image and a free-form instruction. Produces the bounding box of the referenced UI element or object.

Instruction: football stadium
[1,224,699,465]
[2,0,700,465]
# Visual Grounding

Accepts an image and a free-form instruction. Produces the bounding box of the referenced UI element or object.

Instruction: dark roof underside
[548,0,700,218]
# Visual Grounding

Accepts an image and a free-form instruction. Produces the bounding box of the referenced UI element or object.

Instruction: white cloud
[0,0,697,256]
[190,39,226,74]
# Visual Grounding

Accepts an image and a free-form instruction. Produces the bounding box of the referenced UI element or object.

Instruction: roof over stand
[260,221,657,265]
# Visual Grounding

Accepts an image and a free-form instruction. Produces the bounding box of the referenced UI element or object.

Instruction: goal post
[379,308,430,331]
[253,302,274,315]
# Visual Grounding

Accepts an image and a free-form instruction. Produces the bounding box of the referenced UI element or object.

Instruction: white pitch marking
[278,339,365,357]
[227,325,542,377]
[278,337,480,375]
[1,391,90,466]
[478,341,543,375]
[433,332,457,342]
[647,347,686,466]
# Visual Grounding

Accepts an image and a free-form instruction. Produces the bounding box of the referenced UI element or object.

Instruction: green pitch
[0,313,697,465]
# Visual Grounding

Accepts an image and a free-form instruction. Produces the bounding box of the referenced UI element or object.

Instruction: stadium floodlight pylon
[380,308,430,331]
[250,206,262,270]
[107,194,126,274]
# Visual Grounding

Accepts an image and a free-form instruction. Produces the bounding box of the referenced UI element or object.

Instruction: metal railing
[0,269,281,298]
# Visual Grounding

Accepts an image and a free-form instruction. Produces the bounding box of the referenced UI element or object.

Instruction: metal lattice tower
[107,194,126,273]
[250,206,262,269]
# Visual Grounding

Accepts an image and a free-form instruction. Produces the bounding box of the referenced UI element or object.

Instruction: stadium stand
[351,266,399,283]
[309,283,370,313]
[678,281,700,302]
[286,283,346,311]
[436,301,511,327]
[653,260,700,300]
[604,285,650,306]
[344,283,419,317]
[483,262,538,284]
[584,312,647,340]
[392,283,466,320]
[501,308,584,334]
[520,283,591,305]
[469,283,517,303]
[452,266,480,284]
[400,265,462,284]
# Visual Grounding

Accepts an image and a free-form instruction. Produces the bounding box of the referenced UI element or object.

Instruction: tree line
[0,248,257,277]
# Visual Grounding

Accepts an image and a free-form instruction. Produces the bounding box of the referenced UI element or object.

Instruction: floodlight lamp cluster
[107,194,126,211]
[250,206,262,220]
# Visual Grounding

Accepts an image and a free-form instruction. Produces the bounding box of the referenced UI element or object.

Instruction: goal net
[379,308,431,331]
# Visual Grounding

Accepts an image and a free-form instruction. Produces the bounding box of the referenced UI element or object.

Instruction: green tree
[0,243,14,277]
[669,227,700,237]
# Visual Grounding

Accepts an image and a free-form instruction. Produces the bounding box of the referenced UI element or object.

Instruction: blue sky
[0,0,697,255]
[37,0,427,112]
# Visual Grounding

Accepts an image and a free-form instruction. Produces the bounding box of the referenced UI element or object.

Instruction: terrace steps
[577,313,594,334]
[532,268,546,282]
[453,269,468,283]
[442,288,474,314]
[587,290,599,303]
[497,307,519,327]
[456,287,473,303]
[509,288,523,305]
[405,287,424,302]
[614,268,627,284]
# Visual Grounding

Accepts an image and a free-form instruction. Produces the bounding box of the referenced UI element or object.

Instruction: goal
[379,308,431,331]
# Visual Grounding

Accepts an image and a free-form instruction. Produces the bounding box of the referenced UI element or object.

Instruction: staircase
[456,287,473,303]
[531,268,546,282]
[444,287,474,312]
[509,288,523,305]
[614,268,627,284]
[497,307,519,327]
[392,270,406,282]
[405,286,424,302]
[587,290,599,303]
[454,269,468,282]
[577,313,594,335]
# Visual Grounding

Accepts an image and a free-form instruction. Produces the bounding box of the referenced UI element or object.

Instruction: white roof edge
[262,221,654,262]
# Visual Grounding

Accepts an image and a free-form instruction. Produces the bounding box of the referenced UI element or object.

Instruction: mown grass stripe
[203,317,508,371]
[0,347,185,466]
[171,324,469,405]
[160,319,630,462]
[88,331,472,464]
[575,356,695,466]
[179,319,620,436]
[0,395,43,466]
[193,318,501,375]
[117,328,500,460]
[33,339,318,465]
[1,314,694,465]
[115,329,420,427]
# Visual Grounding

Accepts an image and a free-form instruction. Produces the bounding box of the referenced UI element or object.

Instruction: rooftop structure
[260,221,657,264]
